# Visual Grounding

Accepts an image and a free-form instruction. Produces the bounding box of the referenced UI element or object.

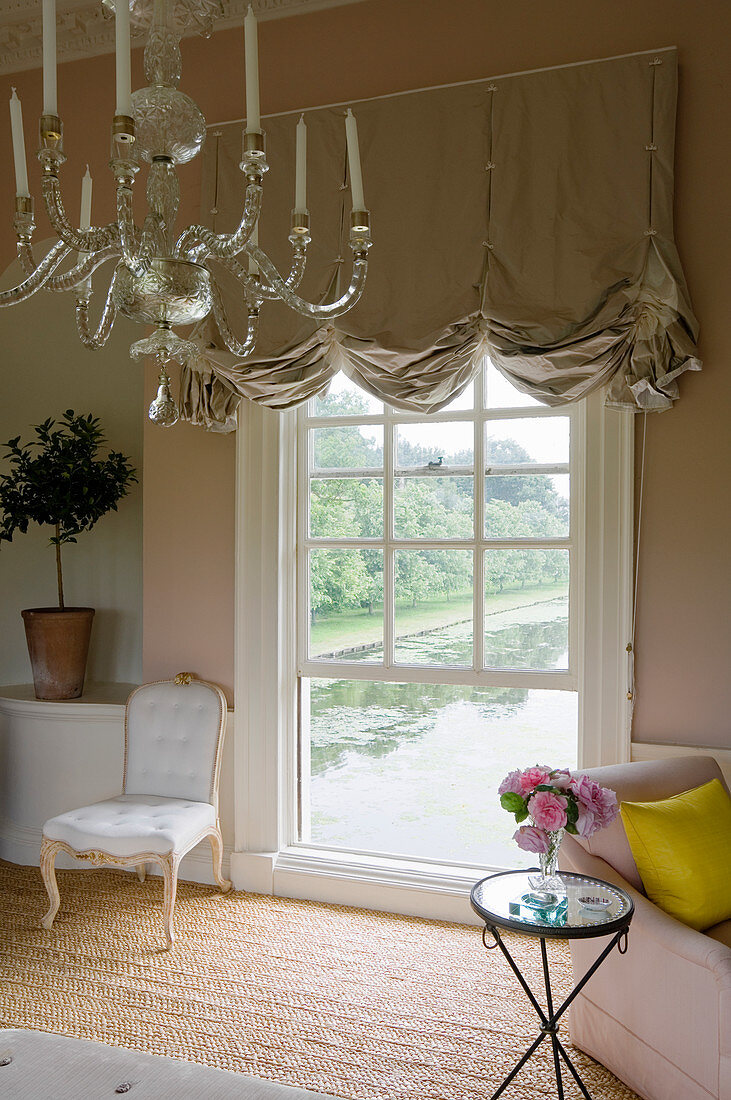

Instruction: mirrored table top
[471,871,634,939]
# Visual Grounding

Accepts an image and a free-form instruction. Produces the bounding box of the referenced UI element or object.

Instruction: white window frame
[229,384,633,923]
[298,370,578,691]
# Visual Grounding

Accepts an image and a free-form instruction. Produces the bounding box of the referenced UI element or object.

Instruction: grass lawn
[310,582,567,656]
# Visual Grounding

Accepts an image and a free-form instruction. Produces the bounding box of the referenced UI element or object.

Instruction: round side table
[471,869,634,1100]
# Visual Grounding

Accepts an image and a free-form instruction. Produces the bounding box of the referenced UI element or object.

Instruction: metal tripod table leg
[483,923,628,1099]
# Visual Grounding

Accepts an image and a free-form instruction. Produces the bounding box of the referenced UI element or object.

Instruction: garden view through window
[297,363,579,869]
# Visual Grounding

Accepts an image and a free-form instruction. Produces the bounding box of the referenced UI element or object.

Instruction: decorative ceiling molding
[0,0,364,75]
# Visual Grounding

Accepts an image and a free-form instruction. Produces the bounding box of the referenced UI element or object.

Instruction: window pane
[311,372,383,416]
[485,417,569,465]
[309,549,383,660]
[394,550,473,666]
[310,478,383,538]
[394,476,473,539]
[485,474,569,538]
[484,549,569,670]
[312,425,383,470]
[396,422,473,469]
[302,678,578,867]
[485,361,542,409]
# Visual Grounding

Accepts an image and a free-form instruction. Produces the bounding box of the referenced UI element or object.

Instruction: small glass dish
[578,895,612,912]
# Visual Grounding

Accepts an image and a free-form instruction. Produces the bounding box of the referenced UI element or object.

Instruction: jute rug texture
[0,860,639,1099]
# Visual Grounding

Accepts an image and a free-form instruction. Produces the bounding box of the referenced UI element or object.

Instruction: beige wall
[0,0,727,740]
[0,254,143,686]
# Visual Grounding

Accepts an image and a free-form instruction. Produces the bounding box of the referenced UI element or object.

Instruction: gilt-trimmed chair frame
[39,674,232,948]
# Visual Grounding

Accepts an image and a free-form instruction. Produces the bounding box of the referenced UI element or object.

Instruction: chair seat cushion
[43,795,217,858]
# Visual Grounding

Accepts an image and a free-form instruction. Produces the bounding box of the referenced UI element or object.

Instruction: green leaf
[514,806,529,824]
[565,823,578,835]
[500,792,526,814]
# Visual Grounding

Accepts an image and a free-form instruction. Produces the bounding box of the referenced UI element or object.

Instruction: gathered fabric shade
[182,47,700,430]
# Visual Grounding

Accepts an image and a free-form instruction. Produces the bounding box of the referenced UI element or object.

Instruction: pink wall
[1,0,728,740]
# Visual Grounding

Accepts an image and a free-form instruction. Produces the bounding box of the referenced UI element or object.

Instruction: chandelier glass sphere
[5,0,372,426]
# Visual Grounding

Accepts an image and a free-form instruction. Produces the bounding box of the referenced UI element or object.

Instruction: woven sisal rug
[0,860,639,1099]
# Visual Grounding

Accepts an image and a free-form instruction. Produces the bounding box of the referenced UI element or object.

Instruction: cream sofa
[559,756,731,1100]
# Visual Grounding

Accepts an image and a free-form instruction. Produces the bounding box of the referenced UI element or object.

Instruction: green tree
[308,382,568,615]
[0,411,137,607]
[310,549,372,621]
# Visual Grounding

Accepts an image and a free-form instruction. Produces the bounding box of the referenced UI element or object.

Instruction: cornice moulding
[0,0,364,75]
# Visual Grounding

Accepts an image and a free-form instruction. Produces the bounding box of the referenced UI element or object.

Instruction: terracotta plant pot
[21,608,95,701]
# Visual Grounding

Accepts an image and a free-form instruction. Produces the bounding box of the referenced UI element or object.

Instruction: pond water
[304,600,577,869]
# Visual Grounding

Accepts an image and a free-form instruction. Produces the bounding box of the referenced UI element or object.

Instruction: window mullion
[474,370,485,671]
[569,405,580,679]
[383,409,394,668]
[298,408,310,668]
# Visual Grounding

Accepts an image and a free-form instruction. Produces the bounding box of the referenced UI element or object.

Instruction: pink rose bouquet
[499,764,619,854]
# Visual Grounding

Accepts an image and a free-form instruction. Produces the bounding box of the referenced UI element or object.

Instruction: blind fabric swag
[183,47,699,430]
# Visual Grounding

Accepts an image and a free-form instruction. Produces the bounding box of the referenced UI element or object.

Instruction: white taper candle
[244,6,260,133]
[345,108,365,210]
[42,0,57,116]
[9,89,29,197]
[295,114,307,214]
[80,165,93,230]
[115,0,132,117]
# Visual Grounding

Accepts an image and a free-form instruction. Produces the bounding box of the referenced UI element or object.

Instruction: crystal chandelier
[4,0,372,426]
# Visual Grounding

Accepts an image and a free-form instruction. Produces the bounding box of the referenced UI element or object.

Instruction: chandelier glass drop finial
[148,367,180,427]
[3,0,373,424]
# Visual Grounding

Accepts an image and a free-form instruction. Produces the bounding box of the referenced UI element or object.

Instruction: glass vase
[527,827,565,899]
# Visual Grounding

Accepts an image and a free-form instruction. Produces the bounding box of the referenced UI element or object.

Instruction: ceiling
[0,0,363,75]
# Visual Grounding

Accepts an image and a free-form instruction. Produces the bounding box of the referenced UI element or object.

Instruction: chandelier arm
[0,240,70,306]
[175,181,263,260]
[210,280,260,357]
[75,270,119,349]
[117,187,154,278]
[47,247,121,292]
[247,246,369,319]
[283,244,308,292]
[41,174,119,254]
[207,249,307,301]
[17,241,121,292]
[255,242,308,298]
[17,240,41,278]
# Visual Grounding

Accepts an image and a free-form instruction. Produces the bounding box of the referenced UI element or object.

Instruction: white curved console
[0,683,234,882]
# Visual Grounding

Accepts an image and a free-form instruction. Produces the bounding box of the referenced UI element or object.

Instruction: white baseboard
[631,741,731,785]
[232,847,482,925]
[230,851,277,894]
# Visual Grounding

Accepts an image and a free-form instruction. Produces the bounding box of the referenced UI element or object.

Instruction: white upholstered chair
[39,674,232,948]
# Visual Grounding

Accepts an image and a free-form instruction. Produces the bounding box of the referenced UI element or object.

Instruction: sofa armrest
[560,832,731,1100]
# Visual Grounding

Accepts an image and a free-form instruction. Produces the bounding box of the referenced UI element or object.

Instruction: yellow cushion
[620,779,731,932]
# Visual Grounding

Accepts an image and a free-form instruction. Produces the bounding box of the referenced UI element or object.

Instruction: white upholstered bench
[0,1030,344,1100]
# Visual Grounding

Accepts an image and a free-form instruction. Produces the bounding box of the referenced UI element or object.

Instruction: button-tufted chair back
[123,679,227,807]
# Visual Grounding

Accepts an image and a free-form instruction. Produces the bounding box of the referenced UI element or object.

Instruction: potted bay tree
[0,411,137,700]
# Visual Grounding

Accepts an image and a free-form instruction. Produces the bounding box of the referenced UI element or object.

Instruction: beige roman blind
[182,47,700,431]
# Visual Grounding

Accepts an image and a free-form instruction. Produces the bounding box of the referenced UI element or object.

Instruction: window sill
[230,844,511,925]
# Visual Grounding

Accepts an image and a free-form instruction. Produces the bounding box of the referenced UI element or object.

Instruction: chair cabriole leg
[209,828,232,893]
[136,863,147,883]
[160,854,180,949]
[39,837,63,930]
